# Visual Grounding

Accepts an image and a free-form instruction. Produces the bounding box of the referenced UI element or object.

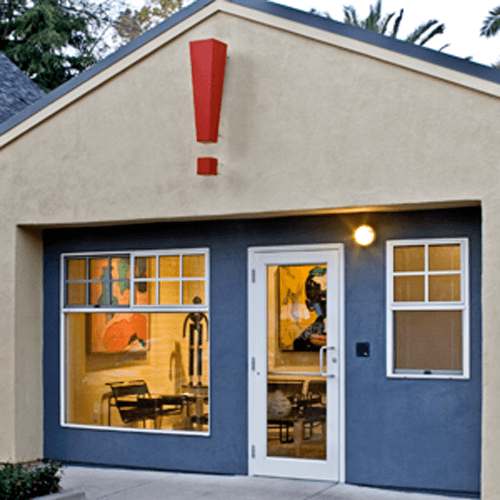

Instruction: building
[0,52,45,124]
[0,0,497,496]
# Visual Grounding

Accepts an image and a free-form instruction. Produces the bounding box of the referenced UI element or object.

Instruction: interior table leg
[185,403,193,430]
[294,419,303,457]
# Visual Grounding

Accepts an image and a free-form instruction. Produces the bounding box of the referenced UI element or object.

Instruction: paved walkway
[59,466,478,500]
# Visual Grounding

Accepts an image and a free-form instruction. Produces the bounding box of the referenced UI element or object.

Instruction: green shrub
[0,460,61,500]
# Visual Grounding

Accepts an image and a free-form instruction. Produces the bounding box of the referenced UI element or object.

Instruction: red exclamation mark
[190,39,227,175]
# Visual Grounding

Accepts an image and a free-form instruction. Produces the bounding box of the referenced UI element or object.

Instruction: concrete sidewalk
[59,466,478,500]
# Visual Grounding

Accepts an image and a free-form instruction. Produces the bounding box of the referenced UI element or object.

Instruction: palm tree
[480,6,500,67]
[342,0,447,49]
[481,6,500,38]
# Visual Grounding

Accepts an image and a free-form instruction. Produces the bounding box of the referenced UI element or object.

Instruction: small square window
[429,245,460,271]
[393,275,425,302]
[135,256,156,279]
[159,281,180,305]
[393,246,425,272]
[183,254,205,277]
[159,255,179,278]
[67,259,86,280]
[66,282,86,305]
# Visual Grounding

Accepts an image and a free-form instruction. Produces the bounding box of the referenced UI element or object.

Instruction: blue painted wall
[43,207,481,492]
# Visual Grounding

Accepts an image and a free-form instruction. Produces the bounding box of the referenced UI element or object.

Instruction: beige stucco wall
[482,204,500,500]
[15,228,43,460]
[0,224,16,461]
[0,226,42,462]
[1,1,499,494]
[2,8,498,225]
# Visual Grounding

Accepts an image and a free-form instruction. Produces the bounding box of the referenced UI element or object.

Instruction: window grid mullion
[391,302,465,311]
[392,271,461,277]
[462,252,465,308]
[131,254,136,307]
[424,243,429,303]
[155,255,159,305]
[105,257,110,306]
[86,257,90,306]
[180,254,184,306]
[427,270,462,275]
[64,250,209,310]
[392,271,426,276]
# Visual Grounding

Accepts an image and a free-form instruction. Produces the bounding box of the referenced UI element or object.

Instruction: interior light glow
[354,225,375,246]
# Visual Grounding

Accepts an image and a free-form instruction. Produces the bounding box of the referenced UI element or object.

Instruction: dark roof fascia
[0,0,214,138]
[230,0,500,85]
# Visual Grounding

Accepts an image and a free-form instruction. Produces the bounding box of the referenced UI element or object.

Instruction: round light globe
[354,225,375,246]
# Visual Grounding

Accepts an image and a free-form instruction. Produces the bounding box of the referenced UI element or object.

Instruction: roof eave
[2,0,500,147]
[0,0,215,141]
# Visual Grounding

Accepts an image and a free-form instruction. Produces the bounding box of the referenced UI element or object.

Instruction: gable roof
[0,52,45,124]
[1,0,500,145]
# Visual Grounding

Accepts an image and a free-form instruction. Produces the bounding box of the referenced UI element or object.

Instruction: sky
[175,0,500,66]
[273,0,500,66]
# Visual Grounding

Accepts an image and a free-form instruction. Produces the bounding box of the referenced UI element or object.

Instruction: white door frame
[248,243,345,482]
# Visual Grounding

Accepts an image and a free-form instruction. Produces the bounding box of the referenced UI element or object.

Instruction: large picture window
[61,249,210,433]
[386,239,469,379]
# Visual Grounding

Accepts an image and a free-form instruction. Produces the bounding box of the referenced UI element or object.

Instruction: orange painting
[90,257,149,353]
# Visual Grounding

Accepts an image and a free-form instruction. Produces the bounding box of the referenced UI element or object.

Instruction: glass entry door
[248,245,343,481]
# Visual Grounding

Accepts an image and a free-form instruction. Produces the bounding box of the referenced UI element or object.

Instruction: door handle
[320,346,337,378]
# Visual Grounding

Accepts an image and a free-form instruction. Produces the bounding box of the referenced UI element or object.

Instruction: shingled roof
[0,52,45,124]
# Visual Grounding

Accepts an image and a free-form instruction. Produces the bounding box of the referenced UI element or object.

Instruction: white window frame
[63,249,209,311]
[386,239,469,380]
[60,248,210,434]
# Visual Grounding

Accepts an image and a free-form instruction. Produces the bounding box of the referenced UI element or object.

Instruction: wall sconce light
[354,225,375,246]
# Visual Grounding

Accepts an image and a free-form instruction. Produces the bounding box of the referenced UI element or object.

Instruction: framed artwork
[90,312,149,353]
[279,265,327,351]
[89,258,149,353]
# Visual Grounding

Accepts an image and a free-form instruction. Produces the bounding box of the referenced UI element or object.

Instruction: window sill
[387,372,469,380]
[61,422,211,437]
